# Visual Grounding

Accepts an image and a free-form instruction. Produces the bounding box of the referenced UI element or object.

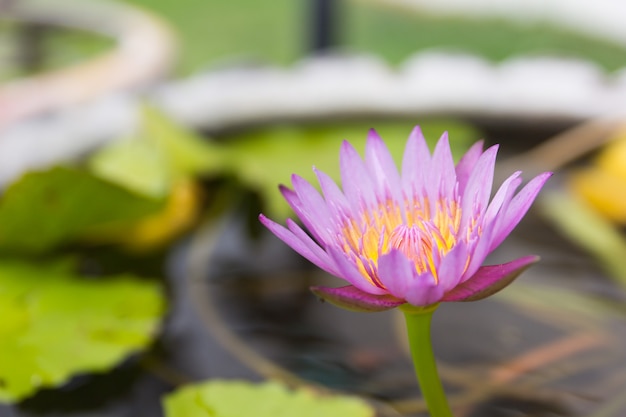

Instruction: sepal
[442,255,539,302]
[310,285,405,312]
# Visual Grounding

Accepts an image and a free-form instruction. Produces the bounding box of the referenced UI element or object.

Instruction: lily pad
[0,260,165,403]
[88,137,173,198]
[0,166,164,253]
[88,106,223,198]
[84,179,204,251]
[162,380,374,417]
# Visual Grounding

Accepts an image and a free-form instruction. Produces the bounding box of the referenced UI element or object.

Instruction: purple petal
[310,285,404,312]
[460,222,494,282]
[327,247,388,295]
[437,241,470,292]
[378,250,444,307]
[280,184,323,239]
[279,185,302,213]
[291,174,329,218]
[340,140,377,211]
[483,171,522,227]
[429,132,456,198]
[442,255,539,302]
[279,184,329,247]
[460,145,499,229]
[290,174,333,242]
[455,140,484,194]
[314,168,352,222]
[401,126,431,198]
[259,214,335,273]
[489,172,552,251]
[365,129,401,199]
[285,219,339,276]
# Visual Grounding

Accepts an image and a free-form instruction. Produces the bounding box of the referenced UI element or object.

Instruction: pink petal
[259,214,335,274]
[285,219,338,275]
[365,129,401,199]
[442,255,539,301]
[327,247,388,295]
[484,171,522,227]
[291,174,329,219]
[314,168,352,224]
[310,285,404,312]
[401,126,430,198]
[429,132,456,198]
[279,185,302,213]
[290,174,333,242]
[460,145,498,229]
[456,140,484,194]
[437,241,470,292]
[460,223,495,282]
[340,140,377,211]
[279,185,332,246]
[489,172,552,251]
[378,250,444,307]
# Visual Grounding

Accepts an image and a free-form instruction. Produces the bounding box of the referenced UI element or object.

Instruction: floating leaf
[0,260,165,403]
[163,380,374,417]
[0,166,164,253]
[88,106,223,198]
[84,179,204,251]
[141,105,223,177]
[88,137,173,198]
[85,107,224,249]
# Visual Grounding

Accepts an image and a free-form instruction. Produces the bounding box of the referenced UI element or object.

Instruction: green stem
[400,303,454,417]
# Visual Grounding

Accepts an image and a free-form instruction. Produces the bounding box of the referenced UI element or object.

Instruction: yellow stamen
[339,196,465,286]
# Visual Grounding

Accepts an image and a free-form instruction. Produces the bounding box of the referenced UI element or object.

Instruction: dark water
[184,206,626,417]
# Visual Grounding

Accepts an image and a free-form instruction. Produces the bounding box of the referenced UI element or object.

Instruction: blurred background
[3,1,626,416]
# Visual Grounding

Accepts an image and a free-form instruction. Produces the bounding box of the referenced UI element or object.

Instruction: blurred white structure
[1,0,626,185]
[384,0,626,47]
[0,0,176,129]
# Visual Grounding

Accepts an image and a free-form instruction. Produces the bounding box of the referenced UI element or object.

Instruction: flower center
[388,224,434,275]
[339,197,463,286]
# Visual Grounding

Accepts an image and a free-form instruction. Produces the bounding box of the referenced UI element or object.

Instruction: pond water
[182,200,626,417]
[4,121,626,417]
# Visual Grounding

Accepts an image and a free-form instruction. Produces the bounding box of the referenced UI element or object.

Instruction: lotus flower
[259,127,551,312]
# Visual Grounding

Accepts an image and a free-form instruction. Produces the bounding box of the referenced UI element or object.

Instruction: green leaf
[0,260,165,403]
[88,137,173,198]
[0,166,164,253]
[221,120,479,217]
[141,105,224,177]
[88,106,223,198]
[163,380,374,417]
